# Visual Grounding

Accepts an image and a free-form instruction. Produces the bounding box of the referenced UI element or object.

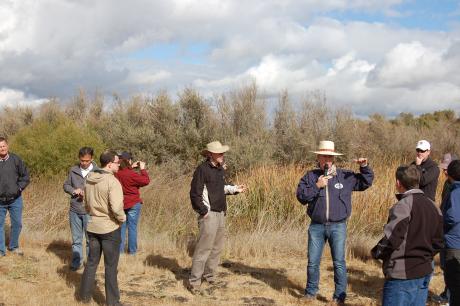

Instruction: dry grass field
[0,162,448,305]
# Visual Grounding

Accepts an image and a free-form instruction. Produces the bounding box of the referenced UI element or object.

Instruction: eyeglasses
[416,149,428,153]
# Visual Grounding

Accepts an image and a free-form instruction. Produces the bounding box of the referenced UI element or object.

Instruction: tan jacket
[84,169,126,234]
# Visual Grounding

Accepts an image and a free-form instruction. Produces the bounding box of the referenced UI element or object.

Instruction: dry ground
[0,233,445,306]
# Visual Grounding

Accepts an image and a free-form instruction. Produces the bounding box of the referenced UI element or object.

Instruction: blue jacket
[296,165,374,223]
[443,181,460,249]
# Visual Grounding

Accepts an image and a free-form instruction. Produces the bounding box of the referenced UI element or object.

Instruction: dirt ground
[0,236,445,306]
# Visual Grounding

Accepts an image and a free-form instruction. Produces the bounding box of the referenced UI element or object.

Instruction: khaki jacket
[84,169,126,234]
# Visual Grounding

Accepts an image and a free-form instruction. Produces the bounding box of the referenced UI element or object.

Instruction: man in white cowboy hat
[188,141,247,293]
[412,140,439,201]
[296,140,374,305]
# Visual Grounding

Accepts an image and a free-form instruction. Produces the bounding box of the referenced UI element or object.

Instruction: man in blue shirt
[443,159,460,305]
[296,140,373,305]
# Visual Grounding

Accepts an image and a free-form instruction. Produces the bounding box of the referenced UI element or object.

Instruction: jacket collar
[395,188,424,200]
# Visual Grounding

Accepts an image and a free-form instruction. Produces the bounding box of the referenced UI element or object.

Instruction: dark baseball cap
[118,151,132,160]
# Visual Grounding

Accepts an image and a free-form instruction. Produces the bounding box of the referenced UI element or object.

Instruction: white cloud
[0,0,458,116]
[0,87,47,107]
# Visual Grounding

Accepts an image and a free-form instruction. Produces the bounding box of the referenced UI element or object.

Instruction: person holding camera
[115,151,150,255]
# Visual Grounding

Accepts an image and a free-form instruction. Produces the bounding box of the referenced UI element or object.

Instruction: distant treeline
[1,83,459,177]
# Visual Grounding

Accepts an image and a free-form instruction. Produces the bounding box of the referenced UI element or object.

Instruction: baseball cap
[118,151,132,160]
[416,140,431,151]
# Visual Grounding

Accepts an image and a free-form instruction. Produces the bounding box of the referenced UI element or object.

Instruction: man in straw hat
[188,141,247,293]
[296,140,373,305]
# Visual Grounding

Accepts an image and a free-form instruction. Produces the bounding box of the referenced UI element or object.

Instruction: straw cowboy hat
[201,141,230,156]
[311,140,343,156]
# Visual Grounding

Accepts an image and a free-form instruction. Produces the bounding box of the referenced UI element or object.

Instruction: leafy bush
[9,118,105,177]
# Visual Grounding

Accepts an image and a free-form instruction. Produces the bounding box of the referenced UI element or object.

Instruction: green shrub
[9,119,105,177]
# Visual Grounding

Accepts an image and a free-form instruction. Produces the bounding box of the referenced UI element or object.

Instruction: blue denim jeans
[120,203,141,254]
[306,221,347,301]
[0,196,23,256]
[382,274,431,306]
[69,211,89,269]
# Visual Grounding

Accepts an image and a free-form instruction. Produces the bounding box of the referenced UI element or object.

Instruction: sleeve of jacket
[352,165,374,191]
[16,156,30,191]
[131,169,150,187]
[224,185,239,195]
[296,172,320,205]
[432,214,444,254]
[444,191,460,231]
[371,201,410,259]
[63,170,75,195]
[190,165,208,215]
[109,178,126,223]
[418,164,440,187]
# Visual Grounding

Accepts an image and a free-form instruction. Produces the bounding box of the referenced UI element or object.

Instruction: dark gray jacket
[63,162,98,214]
[0,153,30,200]
[371,189,444,279]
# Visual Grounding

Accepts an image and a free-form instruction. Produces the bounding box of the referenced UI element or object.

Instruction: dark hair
[0,136,7,143]
[447,160,460,181]
[78,146,94,157]
[396,165,420,190]
[99,151,117,168]
[119,159,131,170]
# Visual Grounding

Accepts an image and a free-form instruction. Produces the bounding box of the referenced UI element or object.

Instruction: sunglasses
[416,149,428,153]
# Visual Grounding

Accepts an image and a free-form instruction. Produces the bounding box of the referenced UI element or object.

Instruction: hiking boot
[327,298,345,306]
[70,263,84,271]
[187,285,201,295]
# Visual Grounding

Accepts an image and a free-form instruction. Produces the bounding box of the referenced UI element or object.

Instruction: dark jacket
[411,157,439,201]
[442,181,460,249]
[371,189,444,279]
[296,165,374,223]
[63,162,98,214]
[190,160,239,216]
[0,153,30,200]
[115,167,150,209]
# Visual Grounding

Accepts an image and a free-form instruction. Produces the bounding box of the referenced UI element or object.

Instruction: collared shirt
[80,163,93,178]
[0,154,9,162]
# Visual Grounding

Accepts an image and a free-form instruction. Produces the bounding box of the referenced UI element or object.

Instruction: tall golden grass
[20,159,446,257]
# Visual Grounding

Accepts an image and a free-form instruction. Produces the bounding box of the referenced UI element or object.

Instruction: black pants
[445,249,460,306]
[79,228,121,305]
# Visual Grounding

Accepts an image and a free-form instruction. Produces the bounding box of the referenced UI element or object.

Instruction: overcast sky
[0,0,459,117]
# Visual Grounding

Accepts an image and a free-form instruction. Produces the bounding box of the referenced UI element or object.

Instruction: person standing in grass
[442,160,460,305]
[115,151,150,255]
[432,153,458,304]
[0,136,30,257]
[412,140,440,201]
[63,147,98,271]
[296,140,373,305]
[371,165,444,306]
[188,141,247,293]
[79,151,126,306]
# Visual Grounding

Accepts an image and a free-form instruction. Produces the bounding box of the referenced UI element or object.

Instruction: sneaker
[301,294,316,301]
[9,248,24,256]
[431,294,449,304]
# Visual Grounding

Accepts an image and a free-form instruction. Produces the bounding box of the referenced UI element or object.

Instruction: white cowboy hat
[311,140,343,156]
[201,141,230,156]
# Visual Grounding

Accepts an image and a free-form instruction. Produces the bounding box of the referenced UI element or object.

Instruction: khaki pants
[189,211,226,287]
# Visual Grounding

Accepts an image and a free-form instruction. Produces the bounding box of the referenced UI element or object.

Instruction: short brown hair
[396,165,420,190]
[0,136,7,143]
[100,151,117,168]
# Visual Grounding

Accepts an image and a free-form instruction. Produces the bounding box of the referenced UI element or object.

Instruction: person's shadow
[144,254,190,287]
[46,239,105,305]
[221,260,305,298]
